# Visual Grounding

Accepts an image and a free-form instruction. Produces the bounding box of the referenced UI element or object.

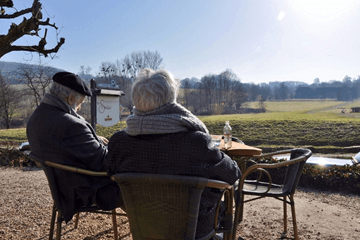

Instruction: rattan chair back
[112,173,234,240]
[282,149,311,194]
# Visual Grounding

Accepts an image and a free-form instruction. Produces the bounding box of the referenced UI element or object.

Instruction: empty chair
[233,148,312,240]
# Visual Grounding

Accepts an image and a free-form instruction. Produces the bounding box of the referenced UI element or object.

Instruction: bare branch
[0,0,14,8]
[1,37,65,58]
[0,0,65,58]
[38,17,58,30]
[0,0,31,19]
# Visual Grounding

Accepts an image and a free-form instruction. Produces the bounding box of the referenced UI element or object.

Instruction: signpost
[90,79,124,131]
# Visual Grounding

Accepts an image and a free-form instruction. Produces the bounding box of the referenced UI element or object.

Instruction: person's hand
[98,136,109,145]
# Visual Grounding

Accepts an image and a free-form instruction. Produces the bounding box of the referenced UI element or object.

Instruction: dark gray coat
[26,94,119,222]
[106,130,241,238]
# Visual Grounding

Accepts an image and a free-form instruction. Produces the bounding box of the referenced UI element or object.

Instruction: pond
[275,155,356,166]
[306,156,354,166]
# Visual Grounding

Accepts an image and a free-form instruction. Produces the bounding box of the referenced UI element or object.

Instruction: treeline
[294,76,360,101]
[1,48,360,128]
[178,75,360,114]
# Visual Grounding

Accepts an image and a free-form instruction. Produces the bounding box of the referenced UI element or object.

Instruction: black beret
[53,71,92,96]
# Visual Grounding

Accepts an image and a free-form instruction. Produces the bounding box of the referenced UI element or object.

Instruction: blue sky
[1,0,360,84]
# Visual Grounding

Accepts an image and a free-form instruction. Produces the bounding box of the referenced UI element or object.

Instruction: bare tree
[231,80,247,110]
[98,61,117,84]
[16,59,55,107]
[78,65,92,76]
[181,78,192,109]
[278,82,289,100]
[77,65,93,81]
[259,84,271,101]
[0,71,22,128]
[0,0,65,58]
[219,69,237,107]
[118,50,163,80]
[200,74,217,111]
[187,89,205,114]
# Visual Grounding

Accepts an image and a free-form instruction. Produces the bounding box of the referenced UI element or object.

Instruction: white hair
[49,82,84,101]
[131,68,180,112]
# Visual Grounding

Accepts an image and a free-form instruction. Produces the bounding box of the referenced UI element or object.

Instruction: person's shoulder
[109,130,128,141]
[186,130,211,138]
[181,131,211,143]
[56,114,82,129]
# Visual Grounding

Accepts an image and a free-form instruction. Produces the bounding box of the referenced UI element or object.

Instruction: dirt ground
[0,167,359,240]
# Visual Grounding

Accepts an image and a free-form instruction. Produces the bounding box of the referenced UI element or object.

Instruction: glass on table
[211,135,222,147]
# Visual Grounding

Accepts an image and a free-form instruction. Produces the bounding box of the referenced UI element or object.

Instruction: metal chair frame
[232,148,312,240]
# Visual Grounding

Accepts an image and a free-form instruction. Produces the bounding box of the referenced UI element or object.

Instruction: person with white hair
[27,71,124,223]
[106,68,241,238]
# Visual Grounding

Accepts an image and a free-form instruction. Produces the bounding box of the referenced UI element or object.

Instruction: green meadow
[200,100,360,149]
[2,100,360,152]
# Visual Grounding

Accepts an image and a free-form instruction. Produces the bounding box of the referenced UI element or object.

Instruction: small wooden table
[211,135,262,157]
[212,135,262,172]
[218,141,262,157]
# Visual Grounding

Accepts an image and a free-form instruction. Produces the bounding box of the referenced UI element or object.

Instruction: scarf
[41,93,85,121]
[125,102,209,136]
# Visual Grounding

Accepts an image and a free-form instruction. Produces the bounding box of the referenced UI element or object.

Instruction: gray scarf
[41,93,85,121]
[125,102,209,136]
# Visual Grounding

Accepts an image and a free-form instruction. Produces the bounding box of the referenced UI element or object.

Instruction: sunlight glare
[316,157,327,166]
[291,0,358,19]
[277,11,286,21]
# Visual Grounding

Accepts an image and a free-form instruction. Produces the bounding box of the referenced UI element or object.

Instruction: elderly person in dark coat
[106,68,241,238]
[26,71,123,223]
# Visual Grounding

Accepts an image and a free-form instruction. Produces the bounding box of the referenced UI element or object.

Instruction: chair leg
[283,196,287,233]
[232,194,244,240]
[289,195,298,240]
[49,204,57,240]
[239,194,245,223]
[74,213,80,228]
[112,209,119,240]
[55,210,63,240]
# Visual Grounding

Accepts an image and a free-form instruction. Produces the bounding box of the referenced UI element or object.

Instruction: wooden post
[90,79,97,131]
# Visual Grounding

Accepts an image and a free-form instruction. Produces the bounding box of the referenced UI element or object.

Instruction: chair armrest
[245,148,312,173]
[28,152,108,177]
[206,179,233,190]
[210,180,234,232]
[251,149,293,159]
[44,161,108,177]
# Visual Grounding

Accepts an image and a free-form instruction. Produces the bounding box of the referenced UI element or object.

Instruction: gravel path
[1,167,359,240]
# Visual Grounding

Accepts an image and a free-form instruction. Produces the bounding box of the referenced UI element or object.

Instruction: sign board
[90,79,125,130]
[96,95,119,127]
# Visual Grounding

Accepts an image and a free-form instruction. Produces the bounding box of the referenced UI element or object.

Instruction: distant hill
[0,61,21,73]
[0,61,64,84]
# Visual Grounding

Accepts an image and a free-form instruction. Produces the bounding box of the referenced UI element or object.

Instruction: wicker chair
[29,153,126,240]
[111,173,234,240]
[232,148,312,240]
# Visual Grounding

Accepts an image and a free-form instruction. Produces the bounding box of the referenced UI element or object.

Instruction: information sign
[96,95,119,127]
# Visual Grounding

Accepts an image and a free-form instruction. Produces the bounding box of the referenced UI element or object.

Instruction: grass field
[2,100,360,151]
